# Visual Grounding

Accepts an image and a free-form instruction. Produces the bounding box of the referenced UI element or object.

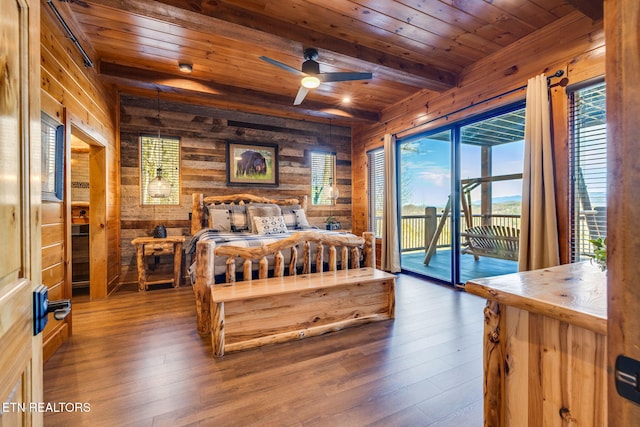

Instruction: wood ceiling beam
[81,0,456,92]
[566,0,603,21]
[99,62,380,123]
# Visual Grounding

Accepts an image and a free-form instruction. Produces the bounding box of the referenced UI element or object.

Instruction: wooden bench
[192,230,395,356]
[211,267,395,356]
[461,225,520,261]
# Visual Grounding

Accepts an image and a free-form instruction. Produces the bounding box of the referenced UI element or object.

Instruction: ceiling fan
[259,48,373,105]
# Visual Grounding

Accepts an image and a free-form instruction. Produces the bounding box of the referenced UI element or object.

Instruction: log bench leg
[211,301,225,357]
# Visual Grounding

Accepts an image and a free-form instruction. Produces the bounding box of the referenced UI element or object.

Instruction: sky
[399,137,525,208]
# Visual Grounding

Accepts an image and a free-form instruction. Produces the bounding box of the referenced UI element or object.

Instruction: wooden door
[0,0,42,425]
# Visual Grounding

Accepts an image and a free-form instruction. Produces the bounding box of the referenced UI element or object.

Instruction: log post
[225,258,236,283]
[195,240,216,335]
[303,241,311,274]
[351,247,360,269]
[274,251,284,277]
[316,242,324,272]
[259,257,268,279]
[135,243,146,291]
[363,232,375,268]
[191,193,204,235]
[211,301,225,357]
[341,246,349,270]
[328,245,337,271]
[289,247,298,275]
[243,259,252,281]
[483,300,505,427]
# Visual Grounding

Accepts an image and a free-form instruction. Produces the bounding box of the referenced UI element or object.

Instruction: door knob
[33,285,71,335]
[48,299,71,321]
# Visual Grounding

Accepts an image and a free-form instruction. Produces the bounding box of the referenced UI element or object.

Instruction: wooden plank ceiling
[59,0,599,124]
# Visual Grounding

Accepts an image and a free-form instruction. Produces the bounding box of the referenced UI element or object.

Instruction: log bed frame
[190,193,396,356]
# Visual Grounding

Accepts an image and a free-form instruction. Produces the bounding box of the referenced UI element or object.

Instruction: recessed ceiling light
[342,96,351,104]
[178,62,193,73]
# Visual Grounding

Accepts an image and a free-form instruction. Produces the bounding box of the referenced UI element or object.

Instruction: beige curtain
[518,74,560,271]
[381,133,401,272]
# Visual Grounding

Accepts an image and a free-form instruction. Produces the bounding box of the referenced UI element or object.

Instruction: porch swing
[423,173,522,266]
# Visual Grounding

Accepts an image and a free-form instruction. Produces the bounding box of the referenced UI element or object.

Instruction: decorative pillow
[208,209,230,231]
[247,204,281,233]
[280,204,302,229]
[293,209,310,227]
[208,204,249,232]
[253,215,288,235]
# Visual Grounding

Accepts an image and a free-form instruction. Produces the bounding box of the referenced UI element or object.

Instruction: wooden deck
[44,274,485,426]
[402,249,519,284]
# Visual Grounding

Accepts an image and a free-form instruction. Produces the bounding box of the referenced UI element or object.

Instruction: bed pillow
[293,209,310,228]
[280,204,302,229]
[247,204,282,233]
[253,215,289,235]
[208,209,231,232]
[208,204,249,232]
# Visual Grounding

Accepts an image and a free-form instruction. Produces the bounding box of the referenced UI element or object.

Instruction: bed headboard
[191,193,308,235]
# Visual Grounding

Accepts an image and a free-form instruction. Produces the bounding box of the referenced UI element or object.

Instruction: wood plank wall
[40,1,119,359]
[351,11,605,265]
[118,94,352,284]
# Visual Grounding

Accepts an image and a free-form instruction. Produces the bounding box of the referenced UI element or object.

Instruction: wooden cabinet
[465,263,607,427]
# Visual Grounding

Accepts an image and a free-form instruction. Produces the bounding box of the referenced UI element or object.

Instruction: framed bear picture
[226,142,279,187]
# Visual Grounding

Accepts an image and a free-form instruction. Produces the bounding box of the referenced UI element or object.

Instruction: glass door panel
[398,130,452,282]
[458,107,525,283]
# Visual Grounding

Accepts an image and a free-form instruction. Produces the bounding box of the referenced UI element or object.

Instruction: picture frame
[226,141,279,187]
[41,113,64,202]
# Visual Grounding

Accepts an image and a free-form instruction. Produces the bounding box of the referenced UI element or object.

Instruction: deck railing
[373,212,521,253]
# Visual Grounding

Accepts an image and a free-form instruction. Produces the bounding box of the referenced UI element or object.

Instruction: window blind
[310,151,336,206]
[140,135,181,205]
[367,148,384,237]
[569,81,606,262]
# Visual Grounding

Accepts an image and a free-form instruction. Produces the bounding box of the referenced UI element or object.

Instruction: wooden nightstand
[131,236,186,291]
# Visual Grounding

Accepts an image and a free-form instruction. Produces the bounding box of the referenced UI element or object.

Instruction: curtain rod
[46,0,94,68]
[390,70,565,140]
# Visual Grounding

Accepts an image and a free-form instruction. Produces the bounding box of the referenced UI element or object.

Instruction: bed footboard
[193,231,377,335]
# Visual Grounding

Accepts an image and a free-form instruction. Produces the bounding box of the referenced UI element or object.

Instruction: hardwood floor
[44,275,486,426]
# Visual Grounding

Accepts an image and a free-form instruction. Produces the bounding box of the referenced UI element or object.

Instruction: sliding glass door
[398,129,452,282]
[398,104,525,285]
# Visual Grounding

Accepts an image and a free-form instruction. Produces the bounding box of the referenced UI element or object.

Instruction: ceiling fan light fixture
[301,76,320,89]
[178,62,193,73]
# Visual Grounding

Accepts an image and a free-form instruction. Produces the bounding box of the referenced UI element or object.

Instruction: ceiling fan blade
[293,86,310,105]
[259,56,305,77]
[319,72,372,83]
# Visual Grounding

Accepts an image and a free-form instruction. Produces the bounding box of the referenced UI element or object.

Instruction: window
[41,113,64,202]
[569,80,606,262]
[367,148,384,237]
[140,135,181,205]
[310,151,336,206]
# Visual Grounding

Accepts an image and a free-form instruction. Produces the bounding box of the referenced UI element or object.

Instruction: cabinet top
[465,262,607,335]
[131,236,186,245]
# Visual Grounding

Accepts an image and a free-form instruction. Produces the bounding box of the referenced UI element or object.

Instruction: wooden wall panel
[118,93,352,283]
[40,2,119,359]
[351,11,605,238]
[605,0,640,424]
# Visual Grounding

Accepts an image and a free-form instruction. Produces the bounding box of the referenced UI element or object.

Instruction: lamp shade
[148,168,172,198]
